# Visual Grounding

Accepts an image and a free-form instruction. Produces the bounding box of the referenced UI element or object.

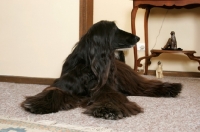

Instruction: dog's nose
[136,36,140,42]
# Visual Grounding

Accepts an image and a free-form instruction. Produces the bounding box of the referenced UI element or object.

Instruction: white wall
[1,0,199,79]
[94,0,200,72]
[0,0,79,78]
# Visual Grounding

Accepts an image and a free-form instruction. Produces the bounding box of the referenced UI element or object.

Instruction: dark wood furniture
[79,0,93,39]
[131,0,200,74]
[137,49,200,74]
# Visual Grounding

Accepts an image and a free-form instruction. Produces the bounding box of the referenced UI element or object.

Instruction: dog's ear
[84,20,117,90]
[88,44,111,90]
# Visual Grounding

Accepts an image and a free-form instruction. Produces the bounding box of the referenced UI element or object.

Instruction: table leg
[131,7,139,71]
[137,52,161,74]
[144,8,151,75]
[184,53,200,70]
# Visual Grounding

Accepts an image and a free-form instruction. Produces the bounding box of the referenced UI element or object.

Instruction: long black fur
[21,20,182,120]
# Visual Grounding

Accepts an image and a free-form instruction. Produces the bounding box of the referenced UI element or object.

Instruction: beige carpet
[0,75,200,132]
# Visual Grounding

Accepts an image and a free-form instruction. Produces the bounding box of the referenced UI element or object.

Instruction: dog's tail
[115,60,182,97]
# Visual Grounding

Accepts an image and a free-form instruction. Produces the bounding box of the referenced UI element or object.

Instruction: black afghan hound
[21,20,182,120]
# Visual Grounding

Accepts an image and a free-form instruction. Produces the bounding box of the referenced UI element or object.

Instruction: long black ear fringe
[89,52,111,91]
[86,24,115,91]
[87,39,117,93]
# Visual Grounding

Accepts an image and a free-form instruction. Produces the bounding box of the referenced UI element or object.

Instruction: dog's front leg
[83,84,143,120]
[21,87,80,114]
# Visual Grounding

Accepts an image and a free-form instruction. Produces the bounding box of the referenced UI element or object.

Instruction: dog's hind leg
[115,60,182,97]
[83,84,143,120]
[21,87,79,114]
[137,80,182,97]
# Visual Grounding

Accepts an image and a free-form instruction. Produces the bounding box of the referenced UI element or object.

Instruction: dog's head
[112,27,140,50]
[85,20,140,50]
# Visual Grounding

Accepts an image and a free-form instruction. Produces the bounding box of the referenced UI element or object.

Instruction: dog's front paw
[84,101,143,120]
[21,93,57,114]
[85,102,123,120]
[21,99,44,114]
[94,103,124,120]
[21,88,65,114]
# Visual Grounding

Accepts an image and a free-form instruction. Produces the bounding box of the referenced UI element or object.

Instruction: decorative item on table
[162,31,182,50]
[156,61,163,79]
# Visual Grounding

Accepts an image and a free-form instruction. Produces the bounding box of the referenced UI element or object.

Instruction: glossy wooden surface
[79,0,93,39]
[134,0,200,8]
[151,49,196,54]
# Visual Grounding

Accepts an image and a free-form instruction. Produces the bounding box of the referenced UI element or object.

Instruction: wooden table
[131,0,200,74]
[137,49,200,74]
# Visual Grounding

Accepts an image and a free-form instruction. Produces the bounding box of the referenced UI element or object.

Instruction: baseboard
[0,75,56,85]
[0,71,199,85]
[138,70,200,78]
